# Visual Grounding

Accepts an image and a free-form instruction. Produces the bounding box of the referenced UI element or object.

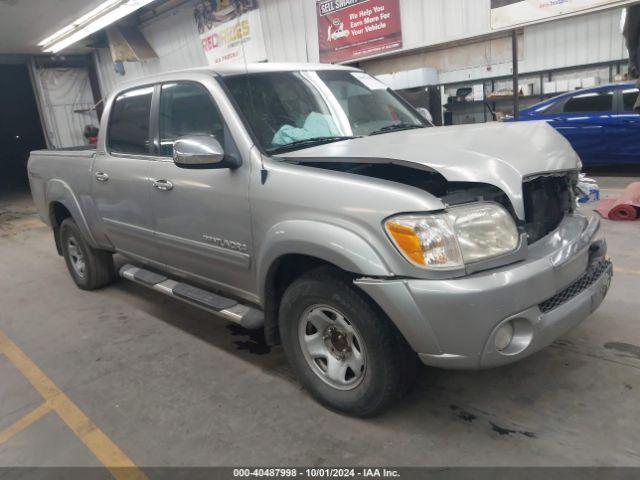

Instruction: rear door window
[622,88,639,112]
[108,86,154,155]
[562,90,614,113]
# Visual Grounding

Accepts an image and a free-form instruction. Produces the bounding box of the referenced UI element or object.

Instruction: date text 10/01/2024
[232,468,401,478]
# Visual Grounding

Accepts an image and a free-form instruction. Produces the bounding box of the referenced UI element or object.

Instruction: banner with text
[491,0,636,29]
[194,0,266,66]
[317,0,402,63]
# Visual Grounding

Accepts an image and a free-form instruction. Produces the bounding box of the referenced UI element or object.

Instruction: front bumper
[356,214,612,370]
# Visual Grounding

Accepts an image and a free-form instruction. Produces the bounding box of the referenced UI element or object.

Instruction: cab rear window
[108,86,153,155]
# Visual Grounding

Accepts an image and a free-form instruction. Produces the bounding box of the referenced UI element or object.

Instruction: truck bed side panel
[27,149,110,249]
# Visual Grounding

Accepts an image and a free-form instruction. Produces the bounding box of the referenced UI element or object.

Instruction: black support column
[512,29,519,120]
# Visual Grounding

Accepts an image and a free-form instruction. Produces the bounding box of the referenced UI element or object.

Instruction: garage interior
[0,64,46,193]
[1,0,640,475]
[1,181,639,468]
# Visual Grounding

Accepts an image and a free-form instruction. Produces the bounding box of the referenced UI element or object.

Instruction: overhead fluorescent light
[38,0,156,54]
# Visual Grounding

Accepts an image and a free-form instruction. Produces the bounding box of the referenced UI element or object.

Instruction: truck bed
[27,148,96,228]
[53,145,96,151]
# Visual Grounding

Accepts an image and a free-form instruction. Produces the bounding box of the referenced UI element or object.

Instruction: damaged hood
[279,121,580,219]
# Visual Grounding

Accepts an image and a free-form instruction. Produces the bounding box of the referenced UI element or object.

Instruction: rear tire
[59,218,115,290]
[279,267,417,417]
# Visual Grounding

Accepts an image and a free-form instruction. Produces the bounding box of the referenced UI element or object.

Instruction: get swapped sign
[317,0,403,63]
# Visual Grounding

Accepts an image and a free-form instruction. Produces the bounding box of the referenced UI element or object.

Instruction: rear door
[92,85,160,264]
[546,88,615,166]
[609,85,640,165]
[148,81,253,298]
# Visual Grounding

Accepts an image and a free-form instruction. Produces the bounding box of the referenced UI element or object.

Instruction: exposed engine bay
[296,161,577,245]
[522,173,577,243]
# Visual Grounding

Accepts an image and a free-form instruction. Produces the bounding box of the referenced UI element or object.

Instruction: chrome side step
[119,264,264,329]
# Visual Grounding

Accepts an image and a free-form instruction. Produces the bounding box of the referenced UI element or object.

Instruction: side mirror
[173,135,238,169]
[416,107,434,124]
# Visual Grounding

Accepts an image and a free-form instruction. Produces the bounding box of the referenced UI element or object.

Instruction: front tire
[59,218,115,290]
[279,267,417,417]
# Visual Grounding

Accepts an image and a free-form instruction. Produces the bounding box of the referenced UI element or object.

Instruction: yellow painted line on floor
[615,267,640,276]
[0,402,51,445]
[0,330,147,480]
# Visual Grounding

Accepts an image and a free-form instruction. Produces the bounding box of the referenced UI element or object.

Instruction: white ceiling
[0,0,107,54]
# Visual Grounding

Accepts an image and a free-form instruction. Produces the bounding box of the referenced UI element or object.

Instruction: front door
[92,85,159,263]
[149,81,253,298]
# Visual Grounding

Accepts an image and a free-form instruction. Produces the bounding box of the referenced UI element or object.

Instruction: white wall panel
[96,2,208,95]
[362,4,628,84]
[522,7,626,72]
[260,0,317,62]
[95,0,316,96]
[93,0,630,99]
[394,0,624,67]
[399,0,491,51]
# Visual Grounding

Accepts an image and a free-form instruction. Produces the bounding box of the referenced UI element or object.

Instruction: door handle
[152,179,174,191]
[95,171,109,182]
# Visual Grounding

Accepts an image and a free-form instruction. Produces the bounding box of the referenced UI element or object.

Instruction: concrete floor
[0,176,639,468]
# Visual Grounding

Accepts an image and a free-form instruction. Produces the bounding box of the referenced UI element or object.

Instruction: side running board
[119,264,264,330]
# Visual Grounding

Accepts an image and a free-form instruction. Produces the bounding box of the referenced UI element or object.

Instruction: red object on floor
[596,182,640,221]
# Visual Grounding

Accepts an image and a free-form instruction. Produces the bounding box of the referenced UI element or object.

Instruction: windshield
[221,70,428,154]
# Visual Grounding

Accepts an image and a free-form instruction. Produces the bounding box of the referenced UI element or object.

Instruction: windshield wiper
[370,123,427,136]
[267,136,360,155]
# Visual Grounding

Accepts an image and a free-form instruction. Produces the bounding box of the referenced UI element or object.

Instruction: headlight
[385,203,519,270]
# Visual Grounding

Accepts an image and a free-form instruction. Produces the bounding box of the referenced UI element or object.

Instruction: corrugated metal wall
[399,0,491,50]
[95,2,207,95]
[94,0,630,97]
[95,0,317,96]
[392,0,626,70]
[523,7,626,72]
[260,0,318,63]
[362,4,627,83]
[95,0,495,95]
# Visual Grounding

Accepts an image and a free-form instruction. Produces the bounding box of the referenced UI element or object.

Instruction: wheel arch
[46,179,99,253]
[49,201,73,255]
[262,254,343,345]
[258,221,394,345]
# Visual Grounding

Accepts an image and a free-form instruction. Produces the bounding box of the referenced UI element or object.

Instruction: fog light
[494,322,514,351]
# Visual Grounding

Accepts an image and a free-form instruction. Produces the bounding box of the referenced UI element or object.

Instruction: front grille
[523,174,574,244]
[539,259,612,314]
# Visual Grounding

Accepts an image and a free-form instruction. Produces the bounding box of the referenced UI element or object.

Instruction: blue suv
[510,82,640,166]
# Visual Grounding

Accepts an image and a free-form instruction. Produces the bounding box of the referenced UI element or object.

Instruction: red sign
[317,0,402,63]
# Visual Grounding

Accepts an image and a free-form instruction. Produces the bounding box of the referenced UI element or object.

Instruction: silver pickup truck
[28,63,612,416]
